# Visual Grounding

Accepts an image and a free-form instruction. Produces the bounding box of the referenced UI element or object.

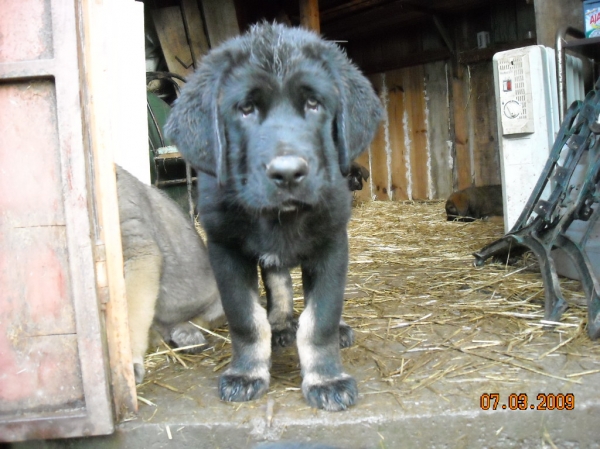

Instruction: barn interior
[4,0,600,448]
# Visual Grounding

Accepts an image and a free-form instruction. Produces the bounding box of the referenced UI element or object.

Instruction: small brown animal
[445,185,504,222]
[116,165,224,383]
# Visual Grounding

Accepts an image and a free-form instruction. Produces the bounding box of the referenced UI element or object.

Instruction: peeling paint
[466,65,476,185]
[423,87,434,200]
[368,146,375,201]
[403,107,413,201]
[447,140,454,170]
[380,73,393,200]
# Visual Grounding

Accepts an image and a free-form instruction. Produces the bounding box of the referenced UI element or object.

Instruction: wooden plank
[366,74,389,201]
[152,6,195,78]
[424,61,453,199]
[386,69,409,201]
[0,0,52,63]
[491,2,517,44]
[0,334,83,415]
[181,0,210,68]
[515,0,536,41]
[451,62,472,190]
[534,0,583,48]
[0,226,75,336]
[201,0,240,48]
[404,65,429,200]
[300,0,320,33]
[0,0,114,439]
[469,62,501,186]
[79,0,138,419]
[0,80,65,227]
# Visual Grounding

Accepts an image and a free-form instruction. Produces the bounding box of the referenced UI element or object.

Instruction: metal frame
[474,79,600,339]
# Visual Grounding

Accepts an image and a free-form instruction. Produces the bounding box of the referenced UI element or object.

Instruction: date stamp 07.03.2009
[480,393,575,411]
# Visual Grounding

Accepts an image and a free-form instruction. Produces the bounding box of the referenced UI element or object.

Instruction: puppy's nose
[266,156,308,188]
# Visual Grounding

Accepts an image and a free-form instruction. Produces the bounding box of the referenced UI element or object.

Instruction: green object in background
[147,91,194,213]
[147,91,172,186]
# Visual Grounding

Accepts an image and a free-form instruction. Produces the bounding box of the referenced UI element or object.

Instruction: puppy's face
[165,24,383,214]
[221,61,340,213]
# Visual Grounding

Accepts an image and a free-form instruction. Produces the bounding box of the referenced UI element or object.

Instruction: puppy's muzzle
[266,156,309,189]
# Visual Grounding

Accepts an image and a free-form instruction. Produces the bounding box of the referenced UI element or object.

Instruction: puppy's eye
[306,97,319,111]
[239,102,255,116]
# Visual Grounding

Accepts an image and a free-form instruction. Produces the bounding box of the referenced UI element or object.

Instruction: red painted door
[0,0,114,440]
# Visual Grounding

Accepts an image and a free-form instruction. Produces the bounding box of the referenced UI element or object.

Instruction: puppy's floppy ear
[165,53,231,183]
[323,46,383,175]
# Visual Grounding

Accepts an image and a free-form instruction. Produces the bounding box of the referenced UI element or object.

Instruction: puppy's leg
[209,242,271,402]
[124,249,162,384]
[298,234,357,412]
[261,266,297,347]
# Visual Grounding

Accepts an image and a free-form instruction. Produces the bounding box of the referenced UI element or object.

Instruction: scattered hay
[141,200,599,400]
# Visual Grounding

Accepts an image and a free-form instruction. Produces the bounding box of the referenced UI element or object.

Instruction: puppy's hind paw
[272,319,298,347]
[339,323,355,348]
[169,322,208,354]
[302,376,357,411]
[219,373,269,402]
[134,363,145,384]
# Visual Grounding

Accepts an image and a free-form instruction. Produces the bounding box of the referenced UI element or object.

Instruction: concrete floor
[14,304,600,448]
[12,345,600,448]
[11,203,600,449]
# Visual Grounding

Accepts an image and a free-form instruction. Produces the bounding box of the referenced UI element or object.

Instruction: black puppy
[166,23,382,411]
[347,161,370,191]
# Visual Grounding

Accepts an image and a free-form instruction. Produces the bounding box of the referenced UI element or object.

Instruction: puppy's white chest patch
[259,253,281,268]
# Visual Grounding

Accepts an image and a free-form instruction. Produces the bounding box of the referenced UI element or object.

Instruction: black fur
[347,161,370,191]
[166,23,382,411]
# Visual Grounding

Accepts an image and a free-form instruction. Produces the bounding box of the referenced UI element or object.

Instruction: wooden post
[79,0,139,419]
[300,0,320,33]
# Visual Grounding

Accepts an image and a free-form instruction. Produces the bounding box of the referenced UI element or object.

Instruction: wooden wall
[354,59,500,202]
[349,0,539,202]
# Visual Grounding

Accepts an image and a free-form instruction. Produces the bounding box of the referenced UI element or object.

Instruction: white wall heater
[493,45,600,280]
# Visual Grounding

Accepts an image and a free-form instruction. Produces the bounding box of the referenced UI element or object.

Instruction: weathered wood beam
[358,48,451,75]
[432,15,454,55]
[201,0,240,48]
[458,38,536,64]
[300,0,320,33]
[181,0,210,69]
[321,0,393,22]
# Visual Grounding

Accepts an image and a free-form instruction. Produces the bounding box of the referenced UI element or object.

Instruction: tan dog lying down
[445,185,504,222]
[116,165,224,383]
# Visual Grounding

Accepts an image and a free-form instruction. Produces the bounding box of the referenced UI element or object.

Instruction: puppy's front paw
[339,323,355,348]
[272,318,298,347]
[302,375,357,411]
[219,372,269,402]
